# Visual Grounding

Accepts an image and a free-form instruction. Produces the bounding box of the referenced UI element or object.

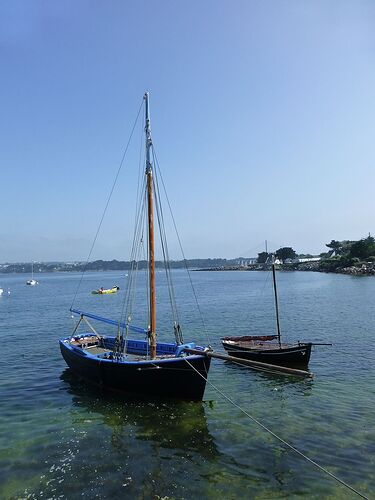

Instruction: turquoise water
[0,270,374,498]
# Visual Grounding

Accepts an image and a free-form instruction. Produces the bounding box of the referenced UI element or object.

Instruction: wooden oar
[184,348,313,378]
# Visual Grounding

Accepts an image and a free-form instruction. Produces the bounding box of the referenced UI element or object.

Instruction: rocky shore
[332,265,375,276]
[196,261,375,276]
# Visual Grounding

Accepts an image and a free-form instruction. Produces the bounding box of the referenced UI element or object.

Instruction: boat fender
[175,342,196,357]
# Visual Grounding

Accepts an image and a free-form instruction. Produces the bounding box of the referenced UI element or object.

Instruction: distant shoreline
[195,264,375,276]
[2,264,374,277]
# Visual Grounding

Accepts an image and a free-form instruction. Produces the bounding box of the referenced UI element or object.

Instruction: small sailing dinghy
[222,264,312,367]
[91,286,120,295]
[60,93,211,400]
[26,262,38,285]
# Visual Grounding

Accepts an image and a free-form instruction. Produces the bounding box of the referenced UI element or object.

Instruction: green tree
[326,240,341,252]
[275,247,296,262]
[349,236,375,260]
[325,239,355,256]
[257,252,270,264]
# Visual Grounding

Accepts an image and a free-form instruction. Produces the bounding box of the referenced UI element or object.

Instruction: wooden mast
[144,92,157,359]
[272,263,282,348]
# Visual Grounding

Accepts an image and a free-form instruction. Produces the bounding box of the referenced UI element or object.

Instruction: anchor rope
[219,355,310,377]
[183,358,368,500]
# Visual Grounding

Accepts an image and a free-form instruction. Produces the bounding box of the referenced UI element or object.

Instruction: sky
[1,0,375,262]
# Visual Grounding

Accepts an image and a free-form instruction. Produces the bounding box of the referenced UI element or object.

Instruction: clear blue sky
[1,1,375,262]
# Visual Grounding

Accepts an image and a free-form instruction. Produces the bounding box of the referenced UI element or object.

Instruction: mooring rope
[219,355,310,377]
[184,357,368,499]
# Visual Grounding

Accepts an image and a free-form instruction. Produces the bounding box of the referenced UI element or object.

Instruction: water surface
[0,270,374,498]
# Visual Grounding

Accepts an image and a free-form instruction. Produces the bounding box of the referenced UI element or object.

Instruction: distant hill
[0,258,255,274]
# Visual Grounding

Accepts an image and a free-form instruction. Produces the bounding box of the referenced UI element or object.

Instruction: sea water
[0,270,374,498]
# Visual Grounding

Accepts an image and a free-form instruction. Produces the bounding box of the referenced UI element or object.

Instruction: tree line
[256,235,375,270]
[319,235,375,271]
[1,235,374,274]
[257,247,297,263]
[0,257,243,274]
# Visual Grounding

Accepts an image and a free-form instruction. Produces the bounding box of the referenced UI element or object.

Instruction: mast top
[144,92,152,174]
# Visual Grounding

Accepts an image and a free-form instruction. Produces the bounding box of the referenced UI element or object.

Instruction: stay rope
[153,159,181,335]
[152,148,212,346]
[183,357,368,499]
[120,179,147,335]
[70,98,144,310]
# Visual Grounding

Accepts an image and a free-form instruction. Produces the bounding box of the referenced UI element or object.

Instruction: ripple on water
[0,271,374,498]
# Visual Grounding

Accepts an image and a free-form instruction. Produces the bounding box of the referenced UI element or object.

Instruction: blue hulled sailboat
[60,93,211,400]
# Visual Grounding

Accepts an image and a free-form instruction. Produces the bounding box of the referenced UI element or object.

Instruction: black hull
[222,342,312,367]
[60,341,211,401]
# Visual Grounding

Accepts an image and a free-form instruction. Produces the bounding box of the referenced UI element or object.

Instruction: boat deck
[76,344,177,361]
[83,345,110,355]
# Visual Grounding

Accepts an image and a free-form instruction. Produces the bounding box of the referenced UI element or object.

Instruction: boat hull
[222,341,312,367]
[59,339,211,401]
[91,287,119,294]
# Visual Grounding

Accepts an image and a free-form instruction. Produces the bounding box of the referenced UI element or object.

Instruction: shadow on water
[57,369,311,497]
[60,368,220,460]
[223,360,314,395]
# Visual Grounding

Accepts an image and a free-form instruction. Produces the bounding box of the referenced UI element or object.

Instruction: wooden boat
[222,264,312,367]
[221,335,312,367]
[60,93,211,400]
[91,286,120,295]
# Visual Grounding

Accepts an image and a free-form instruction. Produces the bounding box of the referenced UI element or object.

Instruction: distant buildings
[236,258,258,266]
[295,257,321,263]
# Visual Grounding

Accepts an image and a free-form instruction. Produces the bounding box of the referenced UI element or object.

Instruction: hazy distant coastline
[0,258,246,274]
[2,236,375,276]
[1,256,374,277]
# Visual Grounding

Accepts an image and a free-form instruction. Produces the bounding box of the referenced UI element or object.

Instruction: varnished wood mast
[145,92,157,359]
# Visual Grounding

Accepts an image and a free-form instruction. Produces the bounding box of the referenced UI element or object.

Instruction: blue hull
[59,336,211,401]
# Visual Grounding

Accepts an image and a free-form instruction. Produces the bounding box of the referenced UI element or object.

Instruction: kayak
[91,286,120,295]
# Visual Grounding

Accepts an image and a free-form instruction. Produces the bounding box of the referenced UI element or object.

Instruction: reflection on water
[1,271,374,498]
[60,369,219,460]
[224,359,314,395]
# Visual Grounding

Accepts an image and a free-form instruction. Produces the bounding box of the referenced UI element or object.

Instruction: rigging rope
[70,98,144,310]
[120,179,147,330]
[152,148,211,346]
[152,159,181,339]
[183,357,368,499]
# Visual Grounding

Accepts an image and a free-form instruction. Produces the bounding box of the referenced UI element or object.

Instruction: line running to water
[184,357,368,499]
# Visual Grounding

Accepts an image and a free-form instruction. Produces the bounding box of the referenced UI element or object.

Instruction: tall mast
[272,263,282,347]
[144,92,157,359]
